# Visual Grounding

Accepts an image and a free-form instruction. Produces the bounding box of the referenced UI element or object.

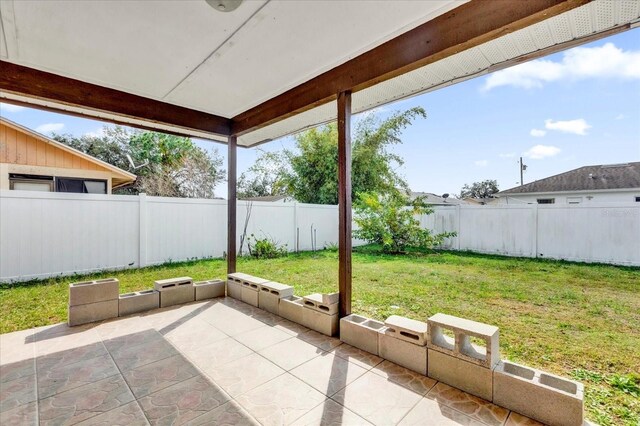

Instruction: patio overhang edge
[230,0,591,138]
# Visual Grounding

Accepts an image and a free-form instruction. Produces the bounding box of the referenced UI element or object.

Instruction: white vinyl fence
[1,191,638,282]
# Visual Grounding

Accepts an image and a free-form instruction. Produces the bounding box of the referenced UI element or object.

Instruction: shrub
[247,234,288,259]
[353,192,456,253]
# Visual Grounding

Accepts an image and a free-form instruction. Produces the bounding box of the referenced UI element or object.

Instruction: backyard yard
[1,248,638,425]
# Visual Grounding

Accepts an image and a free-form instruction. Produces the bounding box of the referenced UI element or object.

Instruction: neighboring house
[238,195,295,203]
[496,162,640,204]
[0,117,135,194]
[410,192,467,206]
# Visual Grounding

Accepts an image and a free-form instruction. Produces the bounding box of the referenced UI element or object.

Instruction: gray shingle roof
[499,162,640,194]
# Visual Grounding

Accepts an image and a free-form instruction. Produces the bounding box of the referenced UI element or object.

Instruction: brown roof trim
[231,0,590,136]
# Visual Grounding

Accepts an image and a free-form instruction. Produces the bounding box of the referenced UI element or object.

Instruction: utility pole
[519,157,527,186]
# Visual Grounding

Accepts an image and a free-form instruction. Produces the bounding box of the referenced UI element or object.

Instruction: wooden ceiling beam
[0,61,232,137]
[231,0,590,136]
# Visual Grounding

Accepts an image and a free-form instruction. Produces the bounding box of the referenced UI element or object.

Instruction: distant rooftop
[499,162,640,195]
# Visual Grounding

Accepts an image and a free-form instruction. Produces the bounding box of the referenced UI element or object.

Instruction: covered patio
[1,0,638,425]
[3,297,528,425]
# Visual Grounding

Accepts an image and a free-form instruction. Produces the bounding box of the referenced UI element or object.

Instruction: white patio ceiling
[1,0,638,147]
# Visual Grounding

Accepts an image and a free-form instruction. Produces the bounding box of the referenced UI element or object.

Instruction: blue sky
[2,29,638,197]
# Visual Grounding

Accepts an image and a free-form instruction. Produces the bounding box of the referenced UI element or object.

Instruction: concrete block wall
[118,289,159,317]
[258,281,294,314]
[340,314,384,355]
[194,280,225,300]
[154,277,194,308]
[68,278,119,326]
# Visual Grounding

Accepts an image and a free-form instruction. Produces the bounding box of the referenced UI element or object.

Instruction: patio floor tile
[234,326,292,352]
[235,373,326,425]
[38,374,134,425]
[103,329,164,353]
[35,327,102,358]
[182,337,253,371]
[37,353,119,399]
[329,344,384,369]
[0,373,36,412]
[109,334,178,372]
[291,398,374,426]
[186,400,259,425]
[397,397,485,426]
[75,401,149,426]
[36,341,107,372]
[297,329,343,352]
[0,329,35,365]
[0,358,35,383]
[259,336,325,371]
[290,353,368,397]
[426,383,509,426]
[332,371,423,426]
[0,400,37,426]
[137,375,229,425]
[162,318,228,351]
[206,353,284,397]
[371,360,437,396]
[122,354,199,399]
[505,412,544,426]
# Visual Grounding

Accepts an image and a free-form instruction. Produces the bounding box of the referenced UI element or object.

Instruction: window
[56,178,107,194]
[9,174,54,192]
[636,196,640,202]
[537,198,555,204]
[567,197,582,204]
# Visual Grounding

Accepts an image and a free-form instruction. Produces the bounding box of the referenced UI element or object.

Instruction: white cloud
[615,114,626,120]
[0,103,26,113]
[523,144,561,160]
[483,42,640,90]
[544,118,591,135]
[35,123,65,134]
[530,129,546,137]
[499,153,515,158]
[474,160,488,167]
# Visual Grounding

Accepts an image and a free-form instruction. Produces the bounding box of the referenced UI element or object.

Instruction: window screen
[56,178,107,194]
[537,198,555,204]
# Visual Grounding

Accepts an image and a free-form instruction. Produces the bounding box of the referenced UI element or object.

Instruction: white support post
[138,193,147,268]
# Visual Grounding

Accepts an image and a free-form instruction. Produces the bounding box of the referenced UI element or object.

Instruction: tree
[238,151,289,198]
[53,127,225,198]
[353,192,455,253]
[283,107,426,204]
[459,180,499,199]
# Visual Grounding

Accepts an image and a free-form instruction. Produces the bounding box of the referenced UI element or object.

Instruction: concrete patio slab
[0,296,585,426]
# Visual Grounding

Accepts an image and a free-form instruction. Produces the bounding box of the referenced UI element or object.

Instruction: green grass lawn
[1,248,638,425]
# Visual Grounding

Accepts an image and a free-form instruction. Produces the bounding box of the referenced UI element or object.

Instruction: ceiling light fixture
[206,0,243,12]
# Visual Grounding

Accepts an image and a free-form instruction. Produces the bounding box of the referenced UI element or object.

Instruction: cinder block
[428,348,492,401]
[378,328,427,375]
[428,313,499,369]
[118,290,159,317]
[228,273,270,287]
[194,280,225,300]
[68,299,118,326]
[340,314,385,355]
[227,279,242,300]
[279,296,304,324]
[493,360,584,426]
[322,292,339,305]
[303,293,338,315]
[258,281,293,314]
[154,276,193,291]
[154,277,194,308]
[241,283,260,307]
[303,307,338,336]
[384,315,428,346]
[69,278,119,306]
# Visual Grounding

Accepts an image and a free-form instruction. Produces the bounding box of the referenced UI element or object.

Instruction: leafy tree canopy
[459,179,499,199]
[353,192,455,253]
[53,127,224,198]
[284,107,426,204]
[238,151,289,198]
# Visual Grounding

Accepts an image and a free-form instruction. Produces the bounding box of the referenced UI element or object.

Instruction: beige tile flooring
[0,297,548,426]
